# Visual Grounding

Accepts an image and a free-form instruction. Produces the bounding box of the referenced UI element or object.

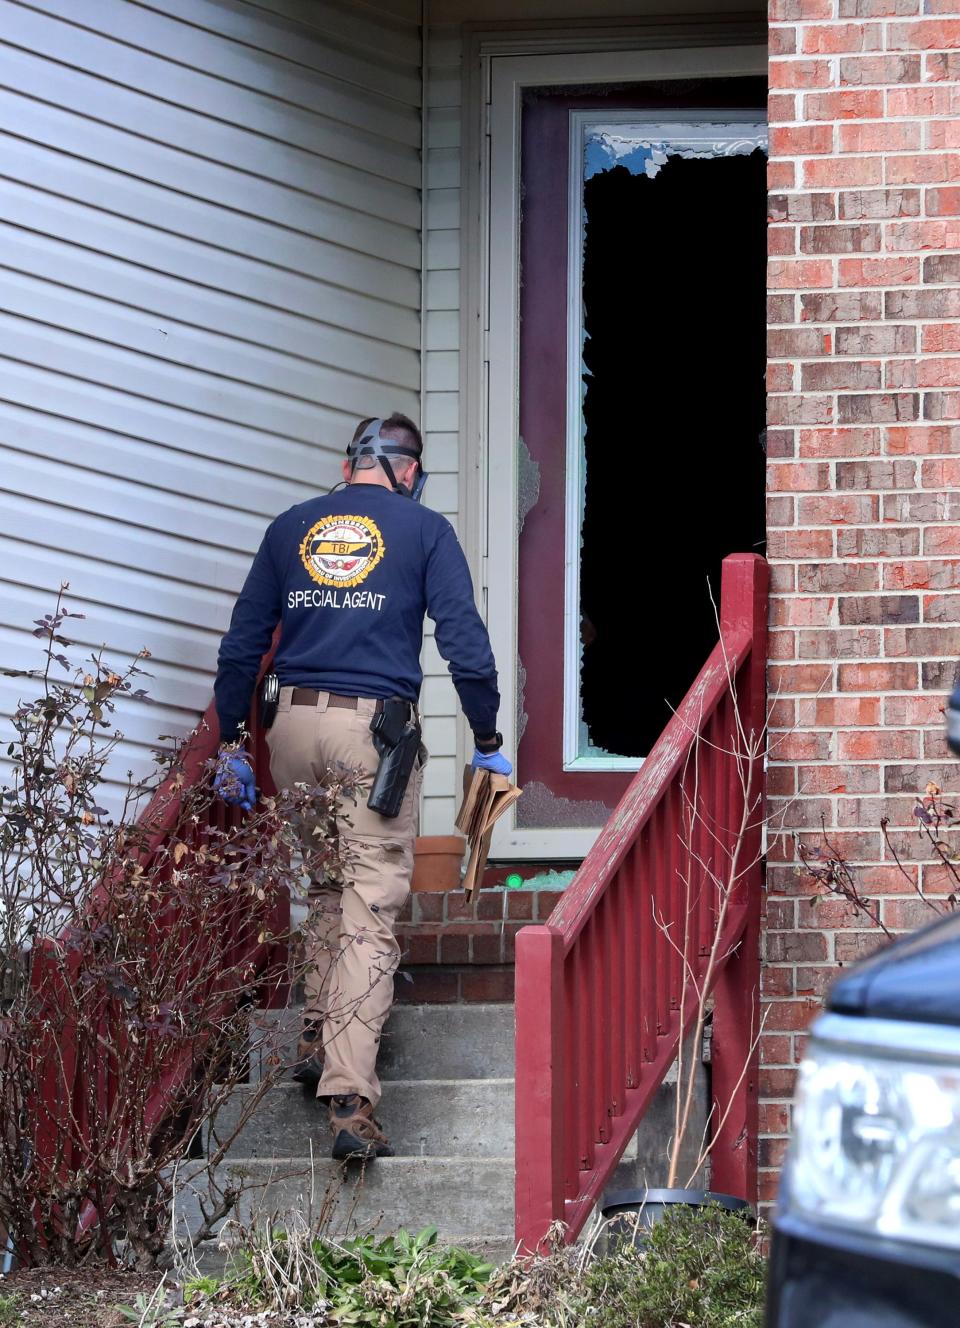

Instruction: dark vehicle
[767,910,960,1328]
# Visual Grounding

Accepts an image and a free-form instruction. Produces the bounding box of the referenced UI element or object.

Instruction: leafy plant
[330,1226,491,1326]
[0,1292,20,1326]
[114,1286,180,1327]
[577,1203,766,1328]
[183,1273,221,1301]
[224,1221,492,1325]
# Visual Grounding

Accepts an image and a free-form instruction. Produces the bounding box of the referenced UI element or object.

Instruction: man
[212,414,510,1161]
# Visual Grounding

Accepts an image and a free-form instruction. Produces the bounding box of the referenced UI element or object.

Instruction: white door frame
[461,37,767,860]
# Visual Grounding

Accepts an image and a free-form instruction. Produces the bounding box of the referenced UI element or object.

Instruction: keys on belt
[290,688,384,715]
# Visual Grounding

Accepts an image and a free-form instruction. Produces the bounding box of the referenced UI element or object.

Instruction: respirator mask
[346,418,428,501]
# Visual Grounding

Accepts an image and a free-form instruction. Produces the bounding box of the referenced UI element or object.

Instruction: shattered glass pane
[516,657,529,747]
[516,780,611,829]
[584,122,768,180]
[517,434,542,536]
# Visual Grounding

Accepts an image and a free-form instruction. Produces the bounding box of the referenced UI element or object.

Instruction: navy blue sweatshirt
[214,485,500,743]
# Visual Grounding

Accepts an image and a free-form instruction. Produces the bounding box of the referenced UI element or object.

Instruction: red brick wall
[393,889,559,1003]
[765,4,960,1205]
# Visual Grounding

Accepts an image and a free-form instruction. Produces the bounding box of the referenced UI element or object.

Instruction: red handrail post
[513,553,768,1244]
[514,924,565,1254]
[709,554,769,1202]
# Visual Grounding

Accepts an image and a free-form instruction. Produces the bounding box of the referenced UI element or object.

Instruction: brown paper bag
[454,766,522,903]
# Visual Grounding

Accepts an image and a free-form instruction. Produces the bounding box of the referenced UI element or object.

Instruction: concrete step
[212,1078,514,1159]
[248,1003,515,1083]
[172,1156,515,1247]
[207,1006,708,1256]
[380,1003,515,1080]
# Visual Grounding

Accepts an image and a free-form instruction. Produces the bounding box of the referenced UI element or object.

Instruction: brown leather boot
[291,1020,324,1088]
[329,1094,394,1160]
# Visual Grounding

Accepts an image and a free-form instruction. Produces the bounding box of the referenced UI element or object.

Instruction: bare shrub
[0,589,353,1269]
[797,783,960,940]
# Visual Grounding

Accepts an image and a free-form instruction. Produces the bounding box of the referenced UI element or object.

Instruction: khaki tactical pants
[267,687,422,1107]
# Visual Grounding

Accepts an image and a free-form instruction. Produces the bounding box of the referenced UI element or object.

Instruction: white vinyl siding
[0,0,422,803]
[417,20,464,835]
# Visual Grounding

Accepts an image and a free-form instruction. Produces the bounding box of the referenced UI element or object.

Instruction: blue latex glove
[471,748,513,776]
[214,749,256,811]
[947,687,960,758]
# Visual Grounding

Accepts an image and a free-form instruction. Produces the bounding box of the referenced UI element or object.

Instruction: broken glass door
[515,84,767,830]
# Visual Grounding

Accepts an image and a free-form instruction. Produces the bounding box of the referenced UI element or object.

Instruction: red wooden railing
[29,655,287,1247]
[514,553,768,1251]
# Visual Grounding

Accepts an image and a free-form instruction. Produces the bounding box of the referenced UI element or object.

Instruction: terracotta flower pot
[411,834,465,891]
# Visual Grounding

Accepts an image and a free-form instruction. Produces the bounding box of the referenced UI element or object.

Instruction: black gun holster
[260,673,280,730]
[368,698,421,818]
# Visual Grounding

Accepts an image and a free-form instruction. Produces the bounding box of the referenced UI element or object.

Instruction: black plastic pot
[598,1187,753,1250]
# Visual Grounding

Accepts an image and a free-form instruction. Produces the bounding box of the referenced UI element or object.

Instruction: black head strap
[347,418,421,493]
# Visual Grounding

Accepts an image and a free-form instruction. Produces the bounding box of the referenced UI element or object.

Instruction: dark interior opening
[579,149,767,759]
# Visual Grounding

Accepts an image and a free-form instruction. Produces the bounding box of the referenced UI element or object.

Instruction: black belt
[290,688,383,714]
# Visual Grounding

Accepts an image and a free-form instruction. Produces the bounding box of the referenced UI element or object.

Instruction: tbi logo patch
[299,514,386,588]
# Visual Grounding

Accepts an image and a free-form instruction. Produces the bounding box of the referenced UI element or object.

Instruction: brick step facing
[176,1004,708,1256]
[394,887,561,969]
[284,888,563,1005]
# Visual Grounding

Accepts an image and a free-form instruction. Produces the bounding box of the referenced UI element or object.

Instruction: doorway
[482,48,768,858]
[579,142,767,760]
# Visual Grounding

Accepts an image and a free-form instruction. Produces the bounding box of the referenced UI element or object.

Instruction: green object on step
[506,873,524,889]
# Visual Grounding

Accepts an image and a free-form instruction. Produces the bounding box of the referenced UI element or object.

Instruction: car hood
[828,908,960,1027]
